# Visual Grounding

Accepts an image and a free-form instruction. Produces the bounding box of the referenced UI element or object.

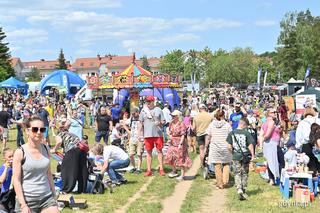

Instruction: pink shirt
[183,116,191,127]
[262,118,281,143]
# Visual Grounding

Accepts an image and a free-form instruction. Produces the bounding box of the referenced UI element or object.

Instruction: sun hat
[171,110,181,116]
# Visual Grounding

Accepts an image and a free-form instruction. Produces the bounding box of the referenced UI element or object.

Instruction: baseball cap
[132,107,139,113]
[146,96,155,102]
[199,104,207,109]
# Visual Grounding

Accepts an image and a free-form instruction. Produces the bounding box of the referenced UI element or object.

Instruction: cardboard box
[295,188,310,203]
[57,194,87,209]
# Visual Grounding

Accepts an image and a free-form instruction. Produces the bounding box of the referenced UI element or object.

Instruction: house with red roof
[10,57,24,80]
[72,55,160,80]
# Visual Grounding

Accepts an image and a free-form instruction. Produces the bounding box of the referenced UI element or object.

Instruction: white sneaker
[176,176,184,181]
[168,172,178,178]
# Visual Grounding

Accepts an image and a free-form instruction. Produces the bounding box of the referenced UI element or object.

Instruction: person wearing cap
[138,95,166,177]
[193,103,214,167]
[230,102,247,130]
[123,107,144,174]
[165,110,192,180]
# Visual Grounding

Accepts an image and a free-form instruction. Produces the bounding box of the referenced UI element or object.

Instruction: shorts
[196,135,206,146]
[144,137,164,152]
[129,140,144,156]
[15,194,57,212]
[2,128,8,139]
[43,126,49,139]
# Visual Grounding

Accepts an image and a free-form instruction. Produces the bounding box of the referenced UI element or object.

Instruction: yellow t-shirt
[46,105,54,119]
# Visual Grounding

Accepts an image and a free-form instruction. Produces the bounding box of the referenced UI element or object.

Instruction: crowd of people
[0,86,319,211]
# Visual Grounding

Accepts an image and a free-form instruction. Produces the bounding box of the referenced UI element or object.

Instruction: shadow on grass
[247,187,263,196]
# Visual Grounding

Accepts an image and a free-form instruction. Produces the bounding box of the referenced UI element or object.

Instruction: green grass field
[4,127,320,212]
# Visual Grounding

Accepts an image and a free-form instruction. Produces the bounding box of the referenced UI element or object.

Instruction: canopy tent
[293,87,320,100]
[39,70,85,97]
[0,77,29,95]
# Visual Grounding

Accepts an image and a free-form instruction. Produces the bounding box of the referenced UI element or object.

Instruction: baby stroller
[202,146,215,180]
[87,158,113,193]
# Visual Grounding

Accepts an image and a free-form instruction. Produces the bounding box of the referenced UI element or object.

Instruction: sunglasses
[30,127,46,133]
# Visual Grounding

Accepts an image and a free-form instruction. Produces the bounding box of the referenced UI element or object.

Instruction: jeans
[108,159,130,182]
[16,126,24,147]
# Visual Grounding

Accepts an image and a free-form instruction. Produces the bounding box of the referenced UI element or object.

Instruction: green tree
[158,49,185,76]
[56,48,68,70]
[0,27,15,81]
[141,55,151,71]
[206,48,258,84]
[276,10,320,80]
[26,67,41,81]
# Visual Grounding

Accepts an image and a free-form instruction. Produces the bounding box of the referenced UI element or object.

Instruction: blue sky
[0,0,319,62]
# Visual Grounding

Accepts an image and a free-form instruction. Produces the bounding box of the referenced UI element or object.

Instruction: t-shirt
[110,128,120,142]
[0,111,11,128]
[139,106,165,138]
[38,108,49,126]
[96,114,112,132]
[125,117,140,142]
[227,129,254,161]
[193,112,213,136]
[111,107,121,120]
[230,112,244,130]
[0,165,12,193]
[58,131,80,153]
[103,145,129,161]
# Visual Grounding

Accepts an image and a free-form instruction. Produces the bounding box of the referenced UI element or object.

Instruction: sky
[0,0,319,62]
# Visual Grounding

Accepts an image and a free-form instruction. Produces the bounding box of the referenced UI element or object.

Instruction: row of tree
[157,9,320,85]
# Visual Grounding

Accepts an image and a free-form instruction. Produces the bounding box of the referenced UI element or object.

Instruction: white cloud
[75,49,94,56]
[255,20,276,27]
[6,28,48,45]
[179,18,243,31]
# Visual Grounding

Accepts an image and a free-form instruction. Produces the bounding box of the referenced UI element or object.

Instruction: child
[0,148,13,193]
[284,141,298,169]
[227,118,255,200]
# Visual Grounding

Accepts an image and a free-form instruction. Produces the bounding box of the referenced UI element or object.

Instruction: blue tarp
[0,77,29,95]
[39,70,85,97]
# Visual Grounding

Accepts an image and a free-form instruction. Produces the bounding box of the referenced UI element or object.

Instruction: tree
[56,48,68,70]
[0,27,15,81]
[158,50,185,76]
[26,67,41,81]
[276,10,320,80]
[206,48,258,84]
[141,55,151,71]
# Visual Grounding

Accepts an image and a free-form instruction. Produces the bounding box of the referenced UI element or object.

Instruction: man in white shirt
[99,145,130,185]
[162,102,172,142]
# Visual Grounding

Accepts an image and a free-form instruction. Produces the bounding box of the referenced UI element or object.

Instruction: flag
[257,68,262,87]
[263,69,268,87]
[304,67,311,80]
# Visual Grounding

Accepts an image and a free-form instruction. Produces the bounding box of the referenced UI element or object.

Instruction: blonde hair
[90,143,104,156]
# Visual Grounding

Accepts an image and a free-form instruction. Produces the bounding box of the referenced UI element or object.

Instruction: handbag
[231,132,251,164]
[78,140,89,153]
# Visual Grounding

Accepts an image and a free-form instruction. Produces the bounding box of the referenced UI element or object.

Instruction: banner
[263,70,268,88]
[257,68,262,88]
[295,94,316,118]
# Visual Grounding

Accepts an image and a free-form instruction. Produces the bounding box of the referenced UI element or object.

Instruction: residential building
[72,55,160,80]
[22,59,59,79]
[10,57,24,80]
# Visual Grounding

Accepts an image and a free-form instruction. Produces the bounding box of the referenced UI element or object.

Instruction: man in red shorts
[138,96,166,176]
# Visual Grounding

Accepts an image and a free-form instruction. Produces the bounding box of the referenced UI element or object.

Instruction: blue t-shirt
[230,112,244,130]
[0,165,12,193]
[111,107,121,120]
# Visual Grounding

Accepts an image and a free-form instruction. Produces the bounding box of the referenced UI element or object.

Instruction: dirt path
[115,176,155,213]
[198,186,227,213]
[161,156,201,213]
